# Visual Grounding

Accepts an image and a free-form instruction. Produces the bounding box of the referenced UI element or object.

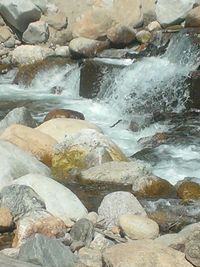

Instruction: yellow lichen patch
[107,145,128,162]
[177,181,200,203]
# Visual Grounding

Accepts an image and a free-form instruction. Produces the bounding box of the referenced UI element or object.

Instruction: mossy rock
[177,181,200,203]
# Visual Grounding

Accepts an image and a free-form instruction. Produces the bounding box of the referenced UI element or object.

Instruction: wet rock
[147,21,162,32]
[155,0,196,27]
[36,118,102,143]
[55,46,70,57]
[0,140,50,189]
[12,174,88,222]
[70,218,94,247]
[132,175,176,199]
[138,132,169,148]
[69,37,109,59]
[50,86,64,95]
[0,107,37,135]
[42,12,67,31]
[136,30,151,43]
[188,70,200,109]
[0,208,14,232]
[0,63,12,74]
[73,7,114,40]
[22,21,49,44]
[0,26,11,43]
[185,6,200,28]
[18,234,76,267]
[43,109,85,122]
[78,247,102,267]
[52,129,127,179]
[11,45,54,65]
[107,24,136,47]
[0,0,41,33]
[0,184,45,221]
[81,160,150,185]
[103,240,193,267]
[176,177,200,203]
[118,213,159,240]
[98,191,146,229]
[0,124,58,167]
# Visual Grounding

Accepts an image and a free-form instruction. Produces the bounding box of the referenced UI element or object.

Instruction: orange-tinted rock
[0,208,13,231]
[43,109,85,122]
[176,181,200,203]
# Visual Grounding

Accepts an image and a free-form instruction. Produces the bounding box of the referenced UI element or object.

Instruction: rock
[70,218,94,247]
[84,212,98,225]
[107,24,136,47]
[22,21,49,44]
[0,16,5,26]
[0,254,41,267]
[90,233,114,251]
[11,45,54,65]
[132,175,176,199]
[36,118,102,143]
[48,27,73,46]
[42,12,67,30]
[0,140,50,189]
[78,247,102,267]
[0,247,20,258]
[0,185,46,221]
[176,177,200,203]
[0,26,11,43]
[188,71,200,109]
[70,241,85,252]
[103,240,193,267]
[73,7,114,40]
[185,231,200,266]
[147,21,162,32]
[0,107,37,135]
[52,129,127,179]
[136,30,151,43]
[4,36,16,48]
[81,160,150,185]
[0,208,13,232]
[118,213,159,240]
[69,37,109,59]
[98,191,146,229]
[18,234,76,267]
[155,0,196,27]
[32,0,48,14]
[0,0,41,33]
[113,0,143,28]
[0,124,57,167]
[55,46,70,57]
[44,109,85,122]
[12,174,88,222]
[185,6,200,27]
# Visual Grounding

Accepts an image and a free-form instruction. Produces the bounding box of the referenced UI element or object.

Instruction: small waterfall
[98,31,200,117]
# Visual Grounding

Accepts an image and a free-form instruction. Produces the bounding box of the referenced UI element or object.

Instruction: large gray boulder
[18,234,76,267]
[12,174,88,222]
[156,0,196,27]
[0,140,50,189]
[0,254,41,267]
[0,0,41,33]
[23,21,49,44]
[0,107,37,135]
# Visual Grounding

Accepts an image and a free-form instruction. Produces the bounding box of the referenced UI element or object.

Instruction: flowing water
[1,31,200,185]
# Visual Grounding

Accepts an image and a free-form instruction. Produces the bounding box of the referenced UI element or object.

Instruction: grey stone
[0,253,41,266]
[0,141,51,189]
[78,247,102,267]
[18,234,76,267]
[4,36,16,48]
[0,184,46,220]
[185,231,200,266]
[71,219,94,247]
[0,26,11,43]
[55,46,70,57]
[0,0,41,33]
[98,191,147,229]
[23,21,49,44]
[0,107,37,134]
[32,0,48,14]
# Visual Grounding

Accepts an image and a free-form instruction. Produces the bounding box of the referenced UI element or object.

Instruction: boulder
[0,208,13,232]
[69,37,109,59]
[32,0,48,14]
[0,140,50,189]
[185,6,200,27]
[81,160,150,185]
[176,177,200,202]
[98,191,146,229]
[113,0,143,28]
[12,174,88,222]
[11,45,54,65]
[43,109,85,122]
[156,0,196,27]
[73,7,114,40]
[0,254,41,267]
[55,46,70,57]
[185,230,200,267]
[0,107,37,135]
[18,234,76,267]
[36,118,102,143]
[136,30,151,43]
[131,175,176,199]
[0,124,57,167]
[107,24,136,47]
[78,247,102,267]
[48,27,73,46]
[90,233,114,251]
[118,214,159,240]
[0,26,11,43]
[42,12,67,31]
[103,240,193,267]
[52,129,127,179]
[0,0,41,33]
[22,21,49,44]
[147,21,161,32]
